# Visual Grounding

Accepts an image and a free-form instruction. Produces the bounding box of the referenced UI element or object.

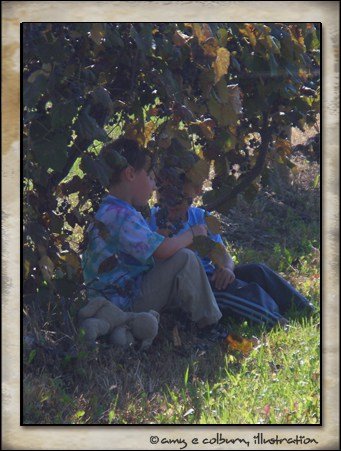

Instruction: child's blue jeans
[212,263,315,326]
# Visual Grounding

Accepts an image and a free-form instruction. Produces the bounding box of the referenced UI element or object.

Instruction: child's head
[101,138,155,206]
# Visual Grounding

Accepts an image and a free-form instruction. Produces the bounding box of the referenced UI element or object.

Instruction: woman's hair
[100,138,151,186]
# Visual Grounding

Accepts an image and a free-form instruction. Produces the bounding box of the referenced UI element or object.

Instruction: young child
[81,138,222,332]
[149,178,315,328]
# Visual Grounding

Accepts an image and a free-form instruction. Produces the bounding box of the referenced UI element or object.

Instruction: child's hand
[191,224,208,237]
[211,267,235,290]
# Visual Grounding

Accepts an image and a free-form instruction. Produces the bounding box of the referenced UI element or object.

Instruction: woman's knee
[237,263,264,273]
[257,263,272,273]
[247,262,270,273]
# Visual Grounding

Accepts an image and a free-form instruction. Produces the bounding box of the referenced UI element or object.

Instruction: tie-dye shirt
[149,206,224,275]
[82,195,165,310]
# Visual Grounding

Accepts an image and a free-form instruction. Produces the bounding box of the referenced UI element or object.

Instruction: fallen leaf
[225,332,260,355]
[172,325,182,347]
[264,404,271,416]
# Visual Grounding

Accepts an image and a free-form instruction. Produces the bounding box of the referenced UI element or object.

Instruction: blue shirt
[82,195,165,310]
[149,206,224,275]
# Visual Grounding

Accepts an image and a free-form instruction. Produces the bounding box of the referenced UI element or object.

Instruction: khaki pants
[132,249,222,328]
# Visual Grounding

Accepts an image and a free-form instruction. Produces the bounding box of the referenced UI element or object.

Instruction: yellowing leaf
[144,121,158,147]
[186,159,210,188]
[173,30,192,47]
[205,214,221,234]
[213,47,230,84]
[225,333,260,355]
[217,28,229,47]
[239,23,257,47]
[125,119,158,148]
[124,122,145,147]
[275,138,292,157]
[202,37,219,57]
[198,118,216,140]
[192,23,213,43]
[90,23,105,45]
[24,259,31,280]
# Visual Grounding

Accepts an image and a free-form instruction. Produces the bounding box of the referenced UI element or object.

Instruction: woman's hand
[211,267,235,290]
[191,224,208,237]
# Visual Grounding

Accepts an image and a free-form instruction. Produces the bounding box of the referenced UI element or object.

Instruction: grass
[23,128,320,425]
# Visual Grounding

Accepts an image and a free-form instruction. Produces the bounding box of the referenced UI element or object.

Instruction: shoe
[197,323,229,342]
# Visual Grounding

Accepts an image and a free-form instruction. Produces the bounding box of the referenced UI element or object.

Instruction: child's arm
[153,224,207,260]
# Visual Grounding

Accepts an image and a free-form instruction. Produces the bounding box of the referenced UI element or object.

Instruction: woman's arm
[219,248,235,271]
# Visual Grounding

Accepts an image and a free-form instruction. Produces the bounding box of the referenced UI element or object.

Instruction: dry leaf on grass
[172,325,182,347]
[225,332,260,355]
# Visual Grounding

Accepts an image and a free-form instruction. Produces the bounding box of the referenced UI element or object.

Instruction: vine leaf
[192,235,215,258]
[205,214,221,234]
[191,235,227,268]
[192,23,213,43]
[198,118,216,140]
[173,30,192,47]
[202,37,220,57]
[213,47,231,84]
[186,159,210,188]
